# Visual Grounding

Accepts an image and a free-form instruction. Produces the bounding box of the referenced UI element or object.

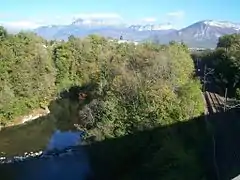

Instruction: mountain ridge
[32,19,240,48]
[149,20,240,48]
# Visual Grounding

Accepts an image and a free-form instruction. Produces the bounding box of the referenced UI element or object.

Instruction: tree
[0,26,7,40]
[169,40,177,45]
[217,33,240,51]
[204,34,240,96]
[236,88,240,100]
[68,35,76,41]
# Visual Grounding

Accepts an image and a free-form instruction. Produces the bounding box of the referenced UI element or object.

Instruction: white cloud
[73,13,122,20]
[37,16,71,26]
[0,13,124,30]
[141,17,157,23]
[167,10,185,19]
[71,13,124,26]
[0,21,41,30]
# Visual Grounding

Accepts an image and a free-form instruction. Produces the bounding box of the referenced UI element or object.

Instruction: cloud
[0,13,124,30]
[0,21,41,30]
[37,16,71,25]
[73,13,122,20]
[71,13,124,26]
[167,10,185,19]
[141,17,157,23]
[0,12,124,30]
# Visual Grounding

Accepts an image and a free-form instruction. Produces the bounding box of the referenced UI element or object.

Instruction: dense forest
[0,26,208,179]
[0,26,204,127]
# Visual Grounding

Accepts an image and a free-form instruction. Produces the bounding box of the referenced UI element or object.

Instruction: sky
[1,0,240,29]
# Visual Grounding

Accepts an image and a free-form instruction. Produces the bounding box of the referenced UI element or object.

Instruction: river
[0,97,94,180]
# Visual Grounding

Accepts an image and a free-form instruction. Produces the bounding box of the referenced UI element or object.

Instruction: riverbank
[0,97,82,157]
[1,107,50,129]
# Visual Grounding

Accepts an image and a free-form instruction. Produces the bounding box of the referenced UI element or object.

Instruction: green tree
[208,34,240,95]
[0,26,7,40]
[217,33,240,51]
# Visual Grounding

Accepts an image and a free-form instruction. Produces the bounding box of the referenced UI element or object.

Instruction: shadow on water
[1,83,240,179]
[0,83,99,180]
[1,146,92,180]
[0,83,98,157]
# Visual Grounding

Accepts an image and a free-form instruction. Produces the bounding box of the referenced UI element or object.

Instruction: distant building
[188,47,215,51]
[117,40,139,45]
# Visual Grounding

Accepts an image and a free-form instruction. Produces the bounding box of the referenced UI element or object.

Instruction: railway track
[203,91,223,180]
[205,91,224,114]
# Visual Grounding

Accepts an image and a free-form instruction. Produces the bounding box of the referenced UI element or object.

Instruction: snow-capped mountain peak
[72,18,102,26]
[152,19,240,48]
[71,18,122,27]
[203,20,240,30]
[129,23,174,31]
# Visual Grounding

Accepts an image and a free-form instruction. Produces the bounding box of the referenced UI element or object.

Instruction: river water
[0,98,93,180]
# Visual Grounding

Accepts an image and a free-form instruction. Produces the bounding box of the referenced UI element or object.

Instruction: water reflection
[0,97,81,157]
[0,85,96,179]
[0,145,92,180]
[0,129,93,180]
[46,130,82,151]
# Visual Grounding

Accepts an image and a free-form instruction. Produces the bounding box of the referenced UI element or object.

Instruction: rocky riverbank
[0,146,81,164]
[0,150,43,164]
[21,107,50,124]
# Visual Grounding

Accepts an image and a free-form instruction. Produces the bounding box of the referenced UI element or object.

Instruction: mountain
[150,20,240,48]
[33,19,240,48]
[33,18,176,41]
[129,23,174,31]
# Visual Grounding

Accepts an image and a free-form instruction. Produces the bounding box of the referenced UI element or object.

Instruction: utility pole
[224,87,228,112]
[203,64,207,92]
[203,64,213,92]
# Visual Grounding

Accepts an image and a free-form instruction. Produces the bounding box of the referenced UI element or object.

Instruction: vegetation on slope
[0,26,207,179]
[0,27,204,126]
